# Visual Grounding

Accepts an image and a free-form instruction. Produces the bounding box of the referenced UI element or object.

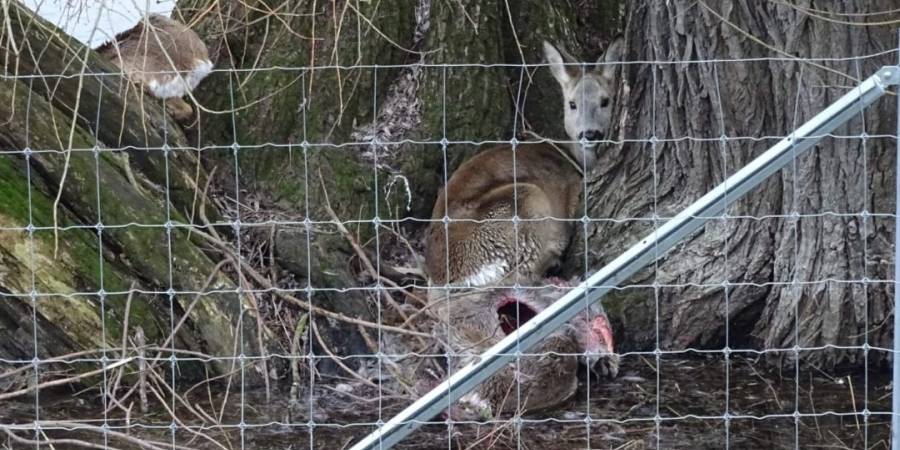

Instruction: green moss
[187,0,418,239]
[0,8,278,381]
[0,158,42,226]
[0,155,167,343]
[0,76,259,376]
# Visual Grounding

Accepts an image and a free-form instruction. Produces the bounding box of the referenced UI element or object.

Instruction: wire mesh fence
[0,1,899,449]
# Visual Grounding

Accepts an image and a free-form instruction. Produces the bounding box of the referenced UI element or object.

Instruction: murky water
[1,355,891,449]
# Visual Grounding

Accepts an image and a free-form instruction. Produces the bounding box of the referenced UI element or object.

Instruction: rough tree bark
[9,0,881,385]
[585,0,897,366]
[0,0,620,384]
[0,3,271,381]
[174,0,618,370]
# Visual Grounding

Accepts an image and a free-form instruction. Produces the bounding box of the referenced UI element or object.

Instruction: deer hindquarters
[425,182,569,288]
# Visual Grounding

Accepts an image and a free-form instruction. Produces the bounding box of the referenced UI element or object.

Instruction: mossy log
[0,3,273,382]
[1,3,206,213]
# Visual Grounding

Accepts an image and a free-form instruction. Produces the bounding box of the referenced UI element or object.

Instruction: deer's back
[431,143,583,221]
[96,16,212,98]
[425,143,585,286]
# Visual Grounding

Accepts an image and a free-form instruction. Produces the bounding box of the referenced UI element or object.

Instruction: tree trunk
[6,0,882,388]
[0,3,272,382]
[0,0,623,386]
[174,0,620,371]
[585,0,897,366]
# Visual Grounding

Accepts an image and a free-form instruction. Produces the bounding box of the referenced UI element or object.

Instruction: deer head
[543,39,623,169]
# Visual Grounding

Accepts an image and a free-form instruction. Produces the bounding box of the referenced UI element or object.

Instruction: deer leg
[164,97,194,122]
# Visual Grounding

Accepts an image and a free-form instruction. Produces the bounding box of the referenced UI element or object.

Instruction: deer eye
[568,101,577,110]
[600,97,610,107]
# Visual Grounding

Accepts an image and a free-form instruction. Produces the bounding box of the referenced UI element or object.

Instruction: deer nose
[578,130,604,141]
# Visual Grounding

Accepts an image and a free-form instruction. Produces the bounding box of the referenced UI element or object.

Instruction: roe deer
[424,39,623,288]
[431,280,616,419]
[95,14,213,121]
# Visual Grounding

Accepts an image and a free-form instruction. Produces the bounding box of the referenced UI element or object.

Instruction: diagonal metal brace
[351,65,900,450]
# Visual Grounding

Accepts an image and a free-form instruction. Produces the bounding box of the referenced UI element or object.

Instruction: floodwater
[1,355,892,449]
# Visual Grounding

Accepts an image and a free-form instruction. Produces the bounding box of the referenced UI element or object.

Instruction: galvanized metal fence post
[350,65,900,450]
[893,31,900,450]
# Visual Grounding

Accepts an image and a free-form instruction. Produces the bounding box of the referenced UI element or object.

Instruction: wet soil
[1,355,891,449]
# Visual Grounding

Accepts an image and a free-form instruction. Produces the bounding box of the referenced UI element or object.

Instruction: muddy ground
[1,354,891,449]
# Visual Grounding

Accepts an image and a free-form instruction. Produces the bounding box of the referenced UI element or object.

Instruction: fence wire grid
[1,1,899,450]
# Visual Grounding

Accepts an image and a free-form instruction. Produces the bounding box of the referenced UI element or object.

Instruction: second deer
[95,14,213,122]
[428,279,617,419]
[425,39,623,289]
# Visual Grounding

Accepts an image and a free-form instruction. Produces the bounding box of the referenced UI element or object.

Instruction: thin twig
[4,420,195,450]
[191,225,431,338]
[357,324,413,394]
[317,169,412,322]
[2,428,128,450]
[142,369,230,450]
[290,313,310,403]
[51,8,104,256]
[847,375,861,432]
[109,282,136,405]
[0,358,133,402]
[136,327,147,413]
[309,318,387,392]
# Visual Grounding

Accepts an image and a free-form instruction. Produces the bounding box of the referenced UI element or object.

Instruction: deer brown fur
[433,280,616,418]
[95,14,212,121]
[424,39,623,288]
[425,142,583,287]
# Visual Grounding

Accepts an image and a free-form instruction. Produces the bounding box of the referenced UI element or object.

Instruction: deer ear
[543,41,576,87]
[598,37,624,83]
